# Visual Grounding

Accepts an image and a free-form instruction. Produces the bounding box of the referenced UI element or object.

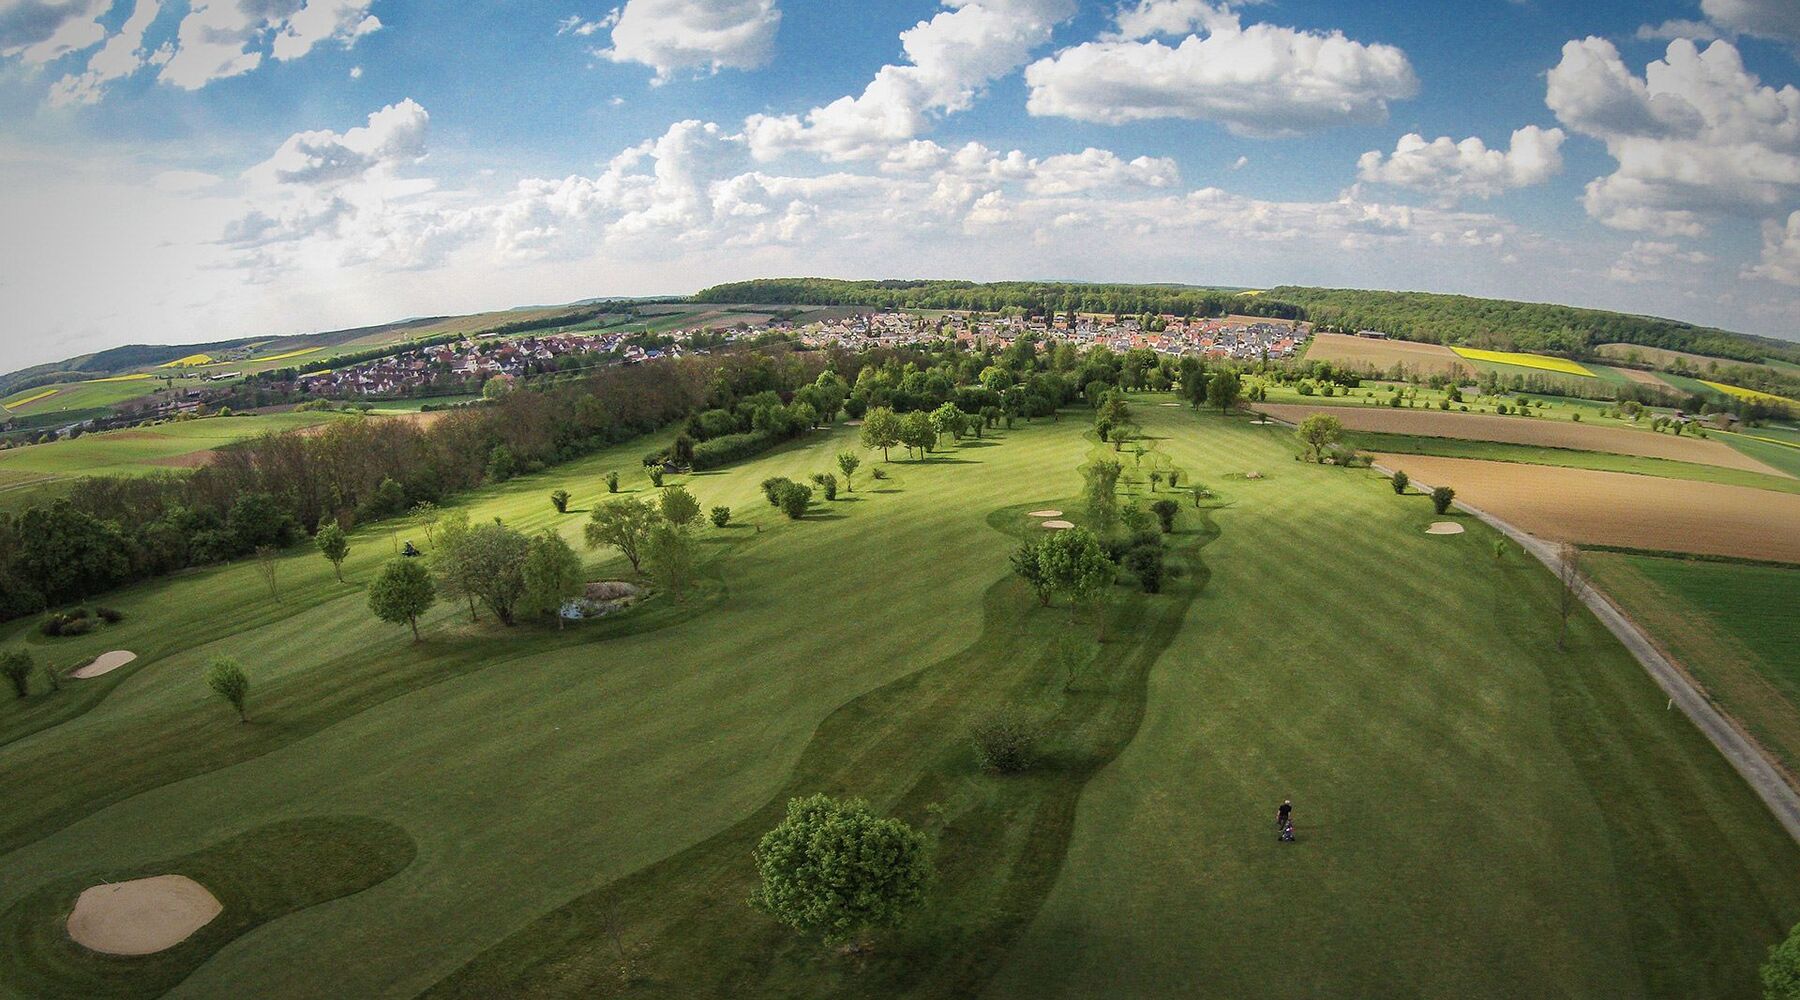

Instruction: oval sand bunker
[1041,520,1075,530]
[71,651,137,679]
[67,875,221,955]
[1425,522,1465,535]
[1026,509,1063,518]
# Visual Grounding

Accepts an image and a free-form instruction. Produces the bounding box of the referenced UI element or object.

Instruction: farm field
[1352,431,1800,494]
[1703,379,1796,405]
[1254,403,1787,476]
[1605,365,1672,388]
[1366,452,1800,562]
[0,405,1795,998]
[0,377,181,419]
[1595,343,1787,375]
[1450,346,1596,377]
[1720,432,1800,480]
[0,412,346,481]
[1585,553,1800,782]
[1300,332,1471,377]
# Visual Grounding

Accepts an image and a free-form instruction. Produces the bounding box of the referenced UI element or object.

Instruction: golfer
[1276,799,1292,831]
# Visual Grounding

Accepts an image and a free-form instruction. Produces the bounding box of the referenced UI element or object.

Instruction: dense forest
[695,278,1300,321]
[692,279,1799,368]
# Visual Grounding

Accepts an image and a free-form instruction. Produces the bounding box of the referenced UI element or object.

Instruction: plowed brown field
[1301,332,1472,377]
[1370,453,1800,562]
[1254,403,1788,476]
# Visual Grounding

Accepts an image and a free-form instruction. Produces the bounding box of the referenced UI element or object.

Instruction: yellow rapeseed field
[1701,380,1794,405]
[1450,347,1595,377]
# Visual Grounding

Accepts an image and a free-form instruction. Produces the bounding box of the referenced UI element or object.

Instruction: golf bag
[1278,819,1295,843]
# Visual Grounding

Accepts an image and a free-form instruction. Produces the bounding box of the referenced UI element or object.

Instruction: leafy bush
[645,464,665,488]
[777,483,813,520]
[95,606,124,623]
[550,489,571,514]
[605,472,620,493]
[761,477,796,507]
[710,506,732,528]
[2,649,32,699]
[1150,499,1179,533]
[1391,470,1409,494]
[1762,921,1800,1000]
[1432,486,1456,515]
[1123,541,1165,593]
[691,430,778,471]
[871,467,888,481]
[750,794,930,945]
[972,712,1039,773]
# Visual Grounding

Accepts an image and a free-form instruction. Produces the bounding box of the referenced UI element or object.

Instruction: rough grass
[1586,553,1800,780]
[0,816,414,999]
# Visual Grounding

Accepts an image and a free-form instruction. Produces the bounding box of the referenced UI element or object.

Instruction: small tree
[900,411,936,459]
[206,656,250,722]
[861,407,903,462]
[605,472,620,493]
[551,489,572,514]
[1082,460,1122,534]
[645,520,700,601]
[1149,471,1162,492]
[1431,486,1456,515]
[316,521,350,582]
[1038,526,1117,637]
[646,464,665,488]
[1391,469,1410,495]
[410,501,440,544]
[812,472,838,501]
[1150,499,1179,533]
[972,713,1038,773]
[369,558,437,641]
[586,498,658,574]
[710,505,732,528]
[750,794,930,947]
[521,530,584,628]
[1556,541,1589,652]
[1295,414,1343,463]
[658,485,702,530]
[2,649,32,699]
[255,545,281,601]
[837,451,860,492]
[1207,370,1242,414]
[1011,538,1055,606]
[1762,922,1800,1000]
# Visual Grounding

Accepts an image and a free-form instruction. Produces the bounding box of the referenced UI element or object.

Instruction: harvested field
[1607,366,1670,387]
[1301,333,1471,377]
[1254,403,1790,477]
[1370,453,1800,562]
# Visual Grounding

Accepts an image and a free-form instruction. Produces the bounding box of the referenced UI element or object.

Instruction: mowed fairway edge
[1256,402,1789,477]
[1370,452,1800,562]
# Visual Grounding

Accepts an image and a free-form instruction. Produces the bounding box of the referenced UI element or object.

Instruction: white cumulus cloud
[160,0,378,91]
[599,0,779,81]
[1640,0,1800,51]
[1609,240,1710,284]
[1357,126,1565,203]
[1748,210,1800,285]
[48,0,162,107]
[0,0,109,65]
[1546,37,1800,237]
[1023,2,1417,136]
[744,0,1075,161]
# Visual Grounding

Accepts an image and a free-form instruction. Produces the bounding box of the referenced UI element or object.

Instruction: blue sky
[2,0,1798,371]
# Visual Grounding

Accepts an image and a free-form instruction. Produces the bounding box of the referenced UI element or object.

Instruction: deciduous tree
[861,407,902,462]
[521,530,584,628]
[207,656,250,722]
[585,498,658,574]
[750,794,930,946]
[369,558,437,641]
[316,521,350,582]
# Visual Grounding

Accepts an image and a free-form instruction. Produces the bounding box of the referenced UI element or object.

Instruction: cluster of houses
[796,311,1308,361]
[291,330,687,397]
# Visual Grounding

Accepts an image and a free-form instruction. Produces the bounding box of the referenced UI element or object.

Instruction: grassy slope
[0,403,1793,998]
[1584,553,1800,778]
[1720,432,1800,479]
[985,405,1800,1000]
[0,413,344,479]
[0,378,186,420]
[1349,431,1800,494]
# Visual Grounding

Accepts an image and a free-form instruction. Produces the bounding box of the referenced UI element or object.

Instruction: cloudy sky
[2,0,1798,371]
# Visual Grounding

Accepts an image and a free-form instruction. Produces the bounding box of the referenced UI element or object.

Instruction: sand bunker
[1041,520,1075,530]
[1425,522,1466,535]
[1026,509,1063,518]
[66,875,221,956]
[71,651,137,679]
[1248,419,1273,425]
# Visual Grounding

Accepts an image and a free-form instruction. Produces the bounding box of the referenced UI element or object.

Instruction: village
[272,309,1308,401]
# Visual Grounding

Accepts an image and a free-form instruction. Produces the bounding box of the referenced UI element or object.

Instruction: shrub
[96,606,124,623]
[1391,470,1409,494]
[61,617,94,637]
[605,472,620,493]
[691,430,779,470]
[1431,486,1456,515]
[972,713,1039,773]
[1762,921,1800,1000]
[1150,499,1179,533]
[550,489,571,514]
[710,505,732,528]
[761,477,795,507]
[750,794,930,945]
[487,444,519,482]
[1124,542,1165,593]
[812,472,838,501]
[39,616,62,637]
[206,656,250,722]
[2,649,32,699]
[1571,412,1581,422]
[871,467,888,481]
[645,464,665,488]
[778,483,813,520]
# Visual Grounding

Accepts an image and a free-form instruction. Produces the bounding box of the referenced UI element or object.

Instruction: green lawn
[1349,431,1800,494]
[0,404,1794,998]
[1585,553,1800,779]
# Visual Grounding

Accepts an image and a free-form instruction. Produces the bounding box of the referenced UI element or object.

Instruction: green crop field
[1585,553,1800,779]
[0,378,185,420]
[0,413,345,481]
[0,402,1795,999]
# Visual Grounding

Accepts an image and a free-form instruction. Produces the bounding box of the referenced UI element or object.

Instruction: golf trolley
[1278,819,1295,843]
